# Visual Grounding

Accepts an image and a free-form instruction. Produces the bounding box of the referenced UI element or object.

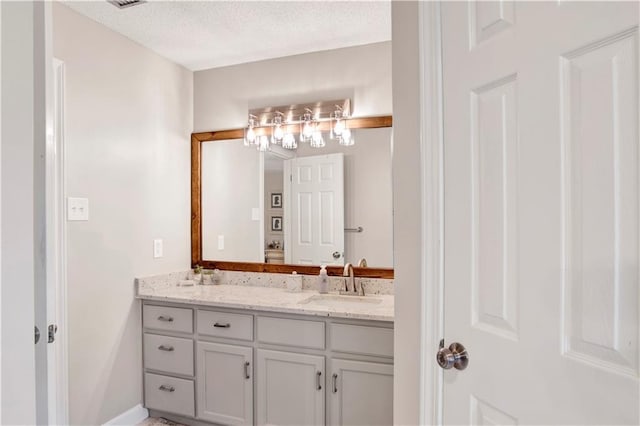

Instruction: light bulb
[334,119,345,136]
[282,133,297,150]
[257,135,269,152]
[246,127,256,144]
[339,128,354,146]
[272,125,284,144]
[310,130,325,148]
[303,121,314,138]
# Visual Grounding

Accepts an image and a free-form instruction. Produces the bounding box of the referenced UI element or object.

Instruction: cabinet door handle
[159,385,175,392]
[316,371,322,390]
[158,345,174,352]
[332,373,338,393]
[244,361,251,379]
[157,315,174,322]
[213,322,230,328]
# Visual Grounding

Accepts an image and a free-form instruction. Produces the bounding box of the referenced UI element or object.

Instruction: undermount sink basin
[298,294,383,308]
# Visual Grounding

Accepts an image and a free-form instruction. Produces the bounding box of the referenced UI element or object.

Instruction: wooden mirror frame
[191,115,394,279]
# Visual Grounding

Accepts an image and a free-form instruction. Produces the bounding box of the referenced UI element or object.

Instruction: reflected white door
[442,2,639,424]
[285,153,344,265]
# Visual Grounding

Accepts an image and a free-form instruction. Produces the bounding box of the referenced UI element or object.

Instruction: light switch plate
[218,235,224,250]
[153,239,163,258]
[251,208,260,221]
[67,197,89,221]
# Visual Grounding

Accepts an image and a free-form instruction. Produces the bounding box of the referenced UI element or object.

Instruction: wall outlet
[153,239,163,258]
[218,235,224,250]
[67,197,89,221]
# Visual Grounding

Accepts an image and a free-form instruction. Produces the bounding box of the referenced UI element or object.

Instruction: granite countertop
[136,284,394,322]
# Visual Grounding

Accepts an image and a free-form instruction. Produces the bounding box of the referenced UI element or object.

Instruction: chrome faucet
[341,263,365,296]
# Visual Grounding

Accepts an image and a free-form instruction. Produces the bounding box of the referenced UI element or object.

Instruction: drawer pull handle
[316,371,322,390]
[158,345,174,352]
[157,315,174,322]
[213,322,231,328]
[244,361,251,379]
[332,373,338,393]
[159,385,175,393]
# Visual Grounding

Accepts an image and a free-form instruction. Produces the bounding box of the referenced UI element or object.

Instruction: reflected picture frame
[271,216,282,232]
[271,193,282,208]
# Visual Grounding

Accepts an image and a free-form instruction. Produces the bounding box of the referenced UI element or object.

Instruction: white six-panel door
[285,153,345,266]
[442,1,639,424]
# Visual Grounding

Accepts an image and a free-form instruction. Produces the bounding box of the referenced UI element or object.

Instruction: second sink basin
[298,294,383,309]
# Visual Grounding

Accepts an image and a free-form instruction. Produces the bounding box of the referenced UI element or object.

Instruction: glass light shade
[245,127,256,145]
[272,124,284,144]
[333,119,345,136]
[257,135,269,152]
[339,128,354,146]
[282,133,297,150]
[310,130,325,148]
[302,121,314,138]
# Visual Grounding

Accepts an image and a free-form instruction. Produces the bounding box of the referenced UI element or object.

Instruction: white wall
[194,41,391,132]
[201,140,262,261]
[391,2,423,425]
[52,4,193,424]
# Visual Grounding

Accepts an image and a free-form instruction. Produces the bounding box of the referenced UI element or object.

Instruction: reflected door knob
[436,340,469,370]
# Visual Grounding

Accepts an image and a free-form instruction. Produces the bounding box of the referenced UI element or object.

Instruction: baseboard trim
[103,404,149,426]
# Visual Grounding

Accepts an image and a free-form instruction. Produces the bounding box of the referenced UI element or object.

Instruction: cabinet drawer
[197,310,253,341]
[144,333,194,376]
[144,373,195,418]
[143,305,193,334]
[257,316,325,350]
[330,323,393,358]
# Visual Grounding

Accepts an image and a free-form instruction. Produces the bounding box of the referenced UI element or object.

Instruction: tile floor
[138,417,186,426]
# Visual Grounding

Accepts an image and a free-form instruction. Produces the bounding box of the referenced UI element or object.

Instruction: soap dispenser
[318,265,329,294]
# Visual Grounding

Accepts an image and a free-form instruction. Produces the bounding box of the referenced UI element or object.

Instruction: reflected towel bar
[344,227,363,233]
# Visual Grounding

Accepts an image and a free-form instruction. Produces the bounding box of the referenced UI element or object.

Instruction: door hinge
[48,324,58,343]
[35,326,40,344]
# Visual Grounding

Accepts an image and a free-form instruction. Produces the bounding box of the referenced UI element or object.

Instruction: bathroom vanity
[137,278,394,426]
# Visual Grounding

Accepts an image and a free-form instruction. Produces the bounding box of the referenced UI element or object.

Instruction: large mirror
[192,116,393,278]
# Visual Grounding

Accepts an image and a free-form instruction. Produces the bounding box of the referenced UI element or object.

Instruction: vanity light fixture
[282,132,297,150]
[271,112,285,145]
[244,99,352,152]
[244,114,258,146]
[331,106,354,146]
[299,109,315,144]
[257,135,269,152]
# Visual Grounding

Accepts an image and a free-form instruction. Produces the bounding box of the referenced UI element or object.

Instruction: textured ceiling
[63,1,391,71]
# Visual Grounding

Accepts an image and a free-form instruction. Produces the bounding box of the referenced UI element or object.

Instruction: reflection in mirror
[202,140,262,262]
[201,127,393,269]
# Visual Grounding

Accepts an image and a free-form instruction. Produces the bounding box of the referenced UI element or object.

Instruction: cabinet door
[197,342,253,425]
[329,359,393,426]
[256,349,324,426]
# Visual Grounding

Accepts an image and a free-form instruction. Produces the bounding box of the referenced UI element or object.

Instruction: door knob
[332,251,341,259]
[436,340,469,370]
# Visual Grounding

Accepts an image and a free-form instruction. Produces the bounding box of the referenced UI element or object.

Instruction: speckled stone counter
[135,270,394,322]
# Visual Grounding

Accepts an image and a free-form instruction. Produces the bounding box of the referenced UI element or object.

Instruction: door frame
[47,57,69,425]
[418,2,445,425]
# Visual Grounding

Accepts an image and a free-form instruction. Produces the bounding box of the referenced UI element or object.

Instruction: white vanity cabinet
[256,349,325,426]
[329,359,394,426]
[141,301,393,426]
[197,342,253,425]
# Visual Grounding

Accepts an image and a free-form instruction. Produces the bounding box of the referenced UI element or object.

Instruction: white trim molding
[47,58,69,426]
[102,404,149,426]
[418,2,445,425]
